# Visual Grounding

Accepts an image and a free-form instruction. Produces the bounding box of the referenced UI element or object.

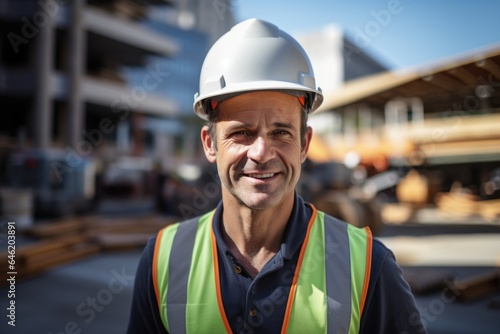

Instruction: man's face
[201,91,312,210]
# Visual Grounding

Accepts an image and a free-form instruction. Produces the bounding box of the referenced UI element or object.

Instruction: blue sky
[234,0,500,70]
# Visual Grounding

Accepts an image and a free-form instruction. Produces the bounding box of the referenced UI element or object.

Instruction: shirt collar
[211,192,312,261]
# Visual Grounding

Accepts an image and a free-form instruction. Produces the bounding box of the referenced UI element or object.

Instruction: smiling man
[127,18,426,334]
[201,91,310,278]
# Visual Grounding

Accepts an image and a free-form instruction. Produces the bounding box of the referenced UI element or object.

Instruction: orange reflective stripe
[152,227,166,309]
[280,206,318,334]
[360,226,373,316]
[211,218,233,333]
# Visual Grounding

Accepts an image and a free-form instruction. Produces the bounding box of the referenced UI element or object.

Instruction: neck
[221,194,294,277]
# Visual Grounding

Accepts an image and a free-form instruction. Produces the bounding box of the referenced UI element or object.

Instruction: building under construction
[0,0,235,217]
[311,44,500,225]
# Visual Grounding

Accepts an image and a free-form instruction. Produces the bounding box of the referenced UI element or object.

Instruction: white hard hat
[193,18,323,120]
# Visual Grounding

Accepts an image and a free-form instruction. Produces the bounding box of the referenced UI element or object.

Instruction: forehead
[218,91,302,122]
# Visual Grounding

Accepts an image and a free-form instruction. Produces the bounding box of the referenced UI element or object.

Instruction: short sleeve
[360,239,427,334]
[127,237,169,334]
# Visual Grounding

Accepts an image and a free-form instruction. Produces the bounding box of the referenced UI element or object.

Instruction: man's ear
[201,125,217,163]
[300,126,313,163]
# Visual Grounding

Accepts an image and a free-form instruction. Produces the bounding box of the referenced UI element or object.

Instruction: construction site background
[0,1,499,333]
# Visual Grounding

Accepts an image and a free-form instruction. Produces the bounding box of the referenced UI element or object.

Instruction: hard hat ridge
[235,17,280,38]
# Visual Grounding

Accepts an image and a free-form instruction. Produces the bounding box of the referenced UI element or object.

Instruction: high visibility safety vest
[153,205,372,334]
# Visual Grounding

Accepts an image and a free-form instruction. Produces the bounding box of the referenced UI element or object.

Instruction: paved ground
[0,250,141,334]
[379,222,500,334]
[1,199,499,333]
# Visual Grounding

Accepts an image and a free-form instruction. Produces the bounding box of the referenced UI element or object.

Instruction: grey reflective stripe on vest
[166,218,199,333]
[324,214,351,334]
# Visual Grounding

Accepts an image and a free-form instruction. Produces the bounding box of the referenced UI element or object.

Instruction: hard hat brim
[194,81,323,121]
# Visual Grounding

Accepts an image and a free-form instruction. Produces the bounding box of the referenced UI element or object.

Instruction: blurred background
[0,0,499,333]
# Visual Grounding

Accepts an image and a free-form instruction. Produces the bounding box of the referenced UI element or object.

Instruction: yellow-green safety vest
[153,205,372,333]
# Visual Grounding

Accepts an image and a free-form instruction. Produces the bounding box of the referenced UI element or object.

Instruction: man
[128,18,426,333]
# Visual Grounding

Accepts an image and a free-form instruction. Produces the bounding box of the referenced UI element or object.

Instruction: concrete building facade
[0,0,235,188]
[295,24,387,136]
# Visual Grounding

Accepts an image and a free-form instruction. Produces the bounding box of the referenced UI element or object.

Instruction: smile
[246,173,275,179]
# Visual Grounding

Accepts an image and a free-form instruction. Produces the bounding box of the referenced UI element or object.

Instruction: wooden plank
[22,243,101,276]
[91,233,153,251]
[23,218,85,238]
[1,214,176,283]
[0,238,101,282]
[478,199,500,220]
[435,192,479,217]
[0,235,86,271]
[17,235,86,258]
[436,192,500,221]
[23,214,172,238]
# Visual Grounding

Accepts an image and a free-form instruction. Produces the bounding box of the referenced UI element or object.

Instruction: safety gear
[193,18,323,120]
[153,206,372,333]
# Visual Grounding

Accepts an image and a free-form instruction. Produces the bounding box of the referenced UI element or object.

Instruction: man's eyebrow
[273,122,294,129]
[224,123,251,132]
[223,121,296,132]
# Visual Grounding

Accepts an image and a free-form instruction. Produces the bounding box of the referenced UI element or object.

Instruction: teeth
[250,173,274,179]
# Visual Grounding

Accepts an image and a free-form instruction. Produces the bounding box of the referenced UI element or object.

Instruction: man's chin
[239,192,284,210]
[222,185,292,210]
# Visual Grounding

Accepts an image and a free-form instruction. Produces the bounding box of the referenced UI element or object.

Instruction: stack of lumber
[435,192,500,221]
[0,214,177,282]
[0,235,100,281]
[24,214,175,249]
[396,170,431,205]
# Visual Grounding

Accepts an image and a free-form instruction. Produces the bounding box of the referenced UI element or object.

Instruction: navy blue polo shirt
[127,194,426,334]
[214,194,311,333]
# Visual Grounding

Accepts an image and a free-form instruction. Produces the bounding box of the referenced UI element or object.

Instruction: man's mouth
[245,173,275,179]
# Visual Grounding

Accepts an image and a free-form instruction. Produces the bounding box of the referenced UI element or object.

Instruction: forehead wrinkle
[222,119,296,134]
[273,122,294,129]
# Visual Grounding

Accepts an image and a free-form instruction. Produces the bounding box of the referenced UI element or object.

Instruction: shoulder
[321,211,374,246]
[370,238,400,280]
[372,238,394,260]
[359,238,426,333]
[136,236,158,271]
[157,213,213,240]
[368,238,422,307]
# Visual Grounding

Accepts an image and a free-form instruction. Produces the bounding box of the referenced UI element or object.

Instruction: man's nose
[247,136,274,163]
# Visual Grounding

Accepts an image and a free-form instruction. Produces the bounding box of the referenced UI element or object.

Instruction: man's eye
[230,130,250,138]
[274,129,290,135]
[233,131,247,136]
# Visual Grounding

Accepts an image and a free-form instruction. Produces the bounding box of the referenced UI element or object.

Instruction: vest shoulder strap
[153,212,230,333]
[152,216,200,331]
[284,210,372,334]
